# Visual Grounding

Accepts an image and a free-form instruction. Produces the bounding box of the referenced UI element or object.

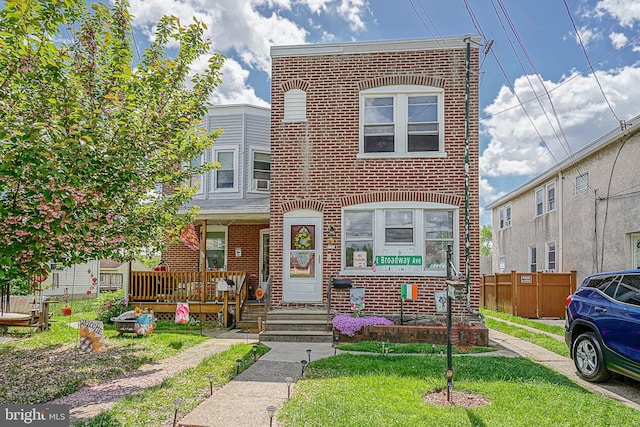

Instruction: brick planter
[337,323,488,347]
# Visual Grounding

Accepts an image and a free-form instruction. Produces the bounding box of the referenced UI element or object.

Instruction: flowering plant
[332,313,393,337]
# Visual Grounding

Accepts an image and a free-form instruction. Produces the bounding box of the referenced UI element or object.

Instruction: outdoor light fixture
[236,358,243,375]
[306,349,312,363]
[328,226,336,237]
[172,398,183,427]
[332,342,338,356]
[208,373,215,396]
[381,342,386,356]
[300,359,308,377]
[285,376,293,399]
[253,344,258,362]
[266,405,277,427]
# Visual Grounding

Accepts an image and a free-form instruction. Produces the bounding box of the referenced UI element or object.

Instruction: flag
[79,319,106,353]
[175,302,190,324]
[401,284,418,300]
[180,223,200,252]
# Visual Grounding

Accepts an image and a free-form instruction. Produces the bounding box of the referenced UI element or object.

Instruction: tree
[480,225,493,256]
[0,0,224,286]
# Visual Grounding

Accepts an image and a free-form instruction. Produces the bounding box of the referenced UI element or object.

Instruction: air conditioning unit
[254,179,270,191]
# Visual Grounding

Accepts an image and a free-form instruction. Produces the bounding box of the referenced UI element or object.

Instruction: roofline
[485,114,640,210]
[271,35,482,58]
[206,104,270,116]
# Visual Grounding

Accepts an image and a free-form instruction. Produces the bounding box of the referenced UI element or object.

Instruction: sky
[118,0,640,224]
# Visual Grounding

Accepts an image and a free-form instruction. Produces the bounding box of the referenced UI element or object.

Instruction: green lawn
[280,354,639,426]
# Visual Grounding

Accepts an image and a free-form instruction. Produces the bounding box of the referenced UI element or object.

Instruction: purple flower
[332,314,393,337]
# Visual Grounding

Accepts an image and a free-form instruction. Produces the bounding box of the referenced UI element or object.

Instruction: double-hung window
[547,182,556,212]
[546,241,556,271]
[215,150,236,191]
[361,85,444,156]
[499,205,511,229]
[252,151,271,192]
[343,202,457,276]
[535,180,557,216]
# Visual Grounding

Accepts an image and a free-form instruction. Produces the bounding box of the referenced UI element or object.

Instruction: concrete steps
[259,309,334,343]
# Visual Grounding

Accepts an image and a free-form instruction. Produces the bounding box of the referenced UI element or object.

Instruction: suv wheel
[573,332,612,383]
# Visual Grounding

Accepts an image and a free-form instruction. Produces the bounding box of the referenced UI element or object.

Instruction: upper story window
[499,205,511,229]
[535,180,556,216]
[284,89,307,122]
[575,172,588,195]
[343,202,457,276]
[547,182,556,212]
[252,151,271,192]
[189,154,205,196]
[215,150,236,191]
[360,85,444,157]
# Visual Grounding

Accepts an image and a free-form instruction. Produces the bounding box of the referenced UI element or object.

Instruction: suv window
[616,274,640,306]
[585,275,617,291]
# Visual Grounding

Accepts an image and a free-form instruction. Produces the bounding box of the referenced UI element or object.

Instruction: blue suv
[565,269,640,383]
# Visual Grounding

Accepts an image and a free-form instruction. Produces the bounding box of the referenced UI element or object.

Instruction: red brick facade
[270,38,481,317]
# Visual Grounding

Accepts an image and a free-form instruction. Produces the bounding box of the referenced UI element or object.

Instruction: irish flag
[401,283,418,300]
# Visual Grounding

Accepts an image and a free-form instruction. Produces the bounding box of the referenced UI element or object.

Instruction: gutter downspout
[558,172,563,272]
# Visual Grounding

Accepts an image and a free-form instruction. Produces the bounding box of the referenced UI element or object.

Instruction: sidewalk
[179,328,639,426]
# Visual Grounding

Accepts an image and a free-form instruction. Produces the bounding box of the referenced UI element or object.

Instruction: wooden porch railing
[129,270,246,303]
[129,270,248,326]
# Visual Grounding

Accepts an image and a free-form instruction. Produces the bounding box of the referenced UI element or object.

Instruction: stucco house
[267,36,482,328]
[486,115,640,285]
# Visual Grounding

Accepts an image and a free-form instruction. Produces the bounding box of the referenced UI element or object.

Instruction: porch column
[200,220,207,304]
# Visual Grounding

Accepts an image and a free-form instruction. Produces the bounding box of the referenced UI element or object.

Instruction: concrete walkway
[179,328,639,426]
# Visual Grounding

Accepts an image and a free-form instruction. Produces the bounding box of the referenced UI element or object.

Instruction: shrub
[96,289,130,323]
[332,314,393,337]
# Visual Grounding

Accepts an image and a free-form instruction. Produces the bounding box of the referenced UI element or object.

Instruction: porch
[128,270,258,327]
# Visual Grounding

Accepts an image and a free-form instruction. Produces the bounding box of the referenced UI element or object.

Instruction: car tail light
[565,294,573,308]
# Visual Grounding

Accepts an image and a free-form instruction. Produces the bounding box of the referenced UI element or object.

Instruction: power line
[563,0,620,123]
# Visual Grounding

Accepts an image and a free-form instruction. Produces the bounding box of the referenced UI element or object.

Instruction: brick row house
[268,36,482,322]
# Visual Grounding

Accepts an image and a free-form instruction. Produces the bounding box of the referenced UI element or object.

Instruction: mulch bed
[423,389,491,408]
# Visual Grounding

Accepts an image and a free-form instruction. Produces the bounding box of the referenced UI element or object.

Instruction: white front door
[283,212,323,302]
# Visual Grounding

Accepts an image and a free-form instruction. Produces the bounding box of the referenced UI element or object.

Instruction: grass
[0,304,210,404]
[76,343,269,427]
[481,309,565,336]
[279,354,640,426]
[338,341,494,355]
[480,310,570,358]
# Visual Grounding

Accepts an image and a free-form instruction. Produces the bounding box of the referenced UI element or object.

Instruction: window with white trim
[575,172,588,195]
[343,203,457,276]
[529,246,537,273]
[545,241,556,271]
[252,151,271,192]
[535,188,544,216]
[360,85,444,156]
[547,182,556,212]
[206,225,227,270]
[499,205,511,229]
[214,150,236,191]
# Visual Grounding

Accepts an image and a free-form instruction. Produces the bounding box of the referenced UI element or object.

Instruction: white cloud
[609,31,629,48]
[573,25,601,46]
[210,58,271,107]
[480,66,640,178]
[596,0,640,27]
[479,178,505,206]
[337,0,367,31]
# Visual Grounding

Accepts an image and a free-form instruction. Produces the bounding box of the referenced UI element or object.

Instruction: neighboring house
[268,36,482,316]
[486,116,640,285]
[165,104,271,297]
[41,260,100,300]
[99,259,151,293]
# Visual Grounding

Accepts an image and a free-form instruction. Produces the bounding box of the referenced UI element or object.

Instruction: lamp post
[285,376,293,399]
[208,373,214,396]
[300,359,308,377]
[306,348,312,363]
[172,398,183,427]
[253,344,258,362]
[236,358,242,375]
[332,342,338,356]
[266,405,277,427]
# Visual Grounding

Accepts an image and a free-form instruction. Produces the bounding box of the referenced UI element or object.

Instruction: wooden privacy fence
[480,270,576,318]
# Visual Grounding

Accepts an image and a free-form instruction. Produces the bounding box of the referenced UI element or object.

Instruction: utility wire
[563,0,620,123]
